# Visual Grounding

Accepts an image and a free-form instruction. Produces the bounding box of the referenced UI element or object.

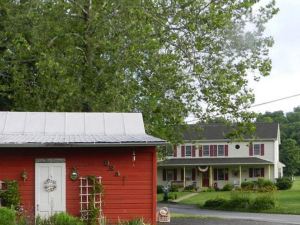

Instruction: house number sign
[44,178,57,192]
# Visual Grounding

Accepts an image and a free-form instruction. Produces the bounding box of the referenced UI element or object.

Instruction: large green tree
[0,0,278,142]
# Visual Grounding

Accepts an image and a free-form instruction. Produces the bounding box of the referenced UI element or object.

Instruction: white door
[35,162,66,218]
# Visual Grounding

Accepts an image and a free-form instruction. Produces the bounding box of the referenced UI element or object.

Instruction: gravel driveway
[159,217,291,225]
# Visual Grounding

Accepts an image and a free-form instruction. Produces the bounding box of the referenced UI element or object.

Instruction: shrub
[36,213,84,225]
[184,185,197,192]
[203,198,227,209]
[157,185,164,194]
[226,193,251,209]
[222,183,234,191]
[0,207,16,225]
[250,195,276,211]
[0,180,21,209]
[168,192,177,200]
[256,179,277,192]
[118,218,149,225]
[170,184,182,192]
[276,177,293,190]
[241,181,254,191]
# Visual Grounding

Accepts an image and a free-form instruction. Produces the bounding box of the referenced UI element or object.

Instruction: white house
[157,123,285,189]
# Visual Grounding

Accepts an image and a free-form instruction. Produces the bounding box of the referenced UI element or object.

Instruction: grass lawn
[178,177,300,214]
[157,192,193,202]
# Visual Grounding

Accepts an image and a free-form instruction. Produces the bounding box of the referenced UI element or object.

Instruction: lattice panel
[79,176,103,222]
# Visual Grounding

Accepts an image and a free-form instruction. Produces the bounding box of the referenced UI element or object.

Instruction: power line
[251,93,300,108]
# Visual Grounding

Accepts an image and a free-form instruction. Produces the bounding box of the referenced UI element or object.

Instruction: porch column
[183,166,186,187]
[239,165,242,187]
[268,164,271,180]
[209,166,213,187]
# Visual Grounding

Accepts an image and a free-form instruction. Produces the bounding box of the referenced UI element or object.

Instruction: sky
[250,0,300,114]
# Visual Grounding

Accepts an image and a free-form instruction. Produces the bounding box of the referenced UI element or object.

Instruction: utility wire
[251,93,300,108]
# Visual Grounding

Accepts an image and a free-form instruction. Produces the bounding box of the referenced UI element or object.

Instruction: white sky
[250,0,300,114]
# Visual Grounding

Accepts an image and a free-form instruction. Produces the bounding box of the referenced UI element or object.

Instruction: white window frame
[203,145,210,156]
[217,145,225,156]
[185,145,192,157]
[254,144,261,156]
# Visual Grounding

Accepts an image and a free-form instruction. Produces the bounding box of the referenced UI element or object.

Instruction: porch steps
[170,193,198,203]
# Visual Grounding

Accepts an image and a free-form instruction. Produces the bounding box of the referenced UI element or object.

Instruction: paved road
[158,217,291,225]
[158,203,300,225]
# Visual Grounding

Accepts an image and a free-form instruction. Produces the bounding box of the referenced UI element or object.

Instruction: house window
[254,144,261,155]
[185,146,192,157]
[214,168,228,181]
[218,145,224,156]
[166,170,174,181]
[249,168,264,178]
[203,145,209,156]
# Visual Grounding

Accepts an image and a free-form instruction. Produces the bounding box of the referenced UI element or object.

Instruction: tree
[0,0,278,142]
[280,139,300,177]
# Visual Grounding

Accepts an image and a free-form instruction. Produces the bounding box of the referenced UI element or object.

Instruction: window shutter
[192,168,196,181]
[213,168,218,181]
[181,168,184,181]
[192,145,196,157]
[199,145,203,157]
[249,143,253,156]
[225,169,229,181]
[249,168,253,178]
[261,168,265,177]
[214,145,217,156]
[173,145,177,157]
[210,145,214,157]
[261,144,265,156]
[163,169,166,181]
[174,169,177,181]
[181,145,185,157]
[225,145,228,156]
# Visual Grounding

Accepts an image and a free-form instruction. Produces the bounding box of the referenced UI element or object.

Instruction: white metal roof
[0,112,165,146]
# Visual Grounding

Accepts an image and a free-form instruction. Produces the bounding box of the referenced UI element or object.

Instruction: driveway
[158,203,300,225]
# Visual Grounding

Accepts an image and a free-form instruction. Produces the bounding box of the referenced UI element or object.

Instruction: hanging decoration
[44,178,57,192]
[21,169,28,182]
[197,166,209,172]
[70,167,79,181]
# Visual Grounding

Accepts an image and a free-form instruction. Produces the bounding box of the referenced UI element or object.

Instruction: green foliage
[118,218,149,225]
[226,193,251,209]
[0,207,16,225]
[0,0,278,143]
[170,184,182,192]
[276,177,293,190]
[280,139,300,176]
[168,192,177,200]
[0,180,20,209]
[250,195,276,211]
[203,198,228,209]
[222,183,234,191]
[183,185,197,192]
[241,179,276,192]
[35,213,84,225]
[157,185,164,194]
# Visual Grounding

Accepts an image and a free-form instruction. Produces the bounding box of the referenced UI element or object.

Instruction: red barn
[0,112,164,224]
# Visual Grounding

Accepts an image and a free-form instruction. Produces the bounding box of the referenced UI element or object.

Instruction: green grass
[178,177,300,214]
[157,192,194,202]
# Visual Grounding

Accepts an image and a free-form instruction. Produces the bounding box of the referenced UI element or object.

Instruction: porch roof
[0,112,165,147]
[158,157,273,166]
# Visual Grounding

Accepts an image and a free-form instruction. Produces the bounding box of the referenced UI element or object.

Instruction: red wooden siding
[0,147,156,225]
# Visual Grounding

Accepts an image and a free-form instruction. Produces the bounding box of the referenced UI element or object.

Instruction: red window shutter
[210,145,214,157]
[249,143,253,156]
[192,168,196,181]
[181,168,184,181]
[225,169,229,181]
[181,145,185,157]
[213,168,218,181]
[173,145,177,157]
[261,144,265,156]
[192,145,196,157]
[163,169,166,181]
[174,169,177,181]
[214,145,217,156]
[249,168,253,178]
[261,168,265,177]
[225,145,228,156]
[199,145,203,157]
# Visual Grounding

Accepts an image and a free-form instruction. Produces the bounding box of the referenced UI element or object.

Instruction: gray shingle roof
[158,157,273,166]
[0,112,165,146]
[183,123,279,141]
